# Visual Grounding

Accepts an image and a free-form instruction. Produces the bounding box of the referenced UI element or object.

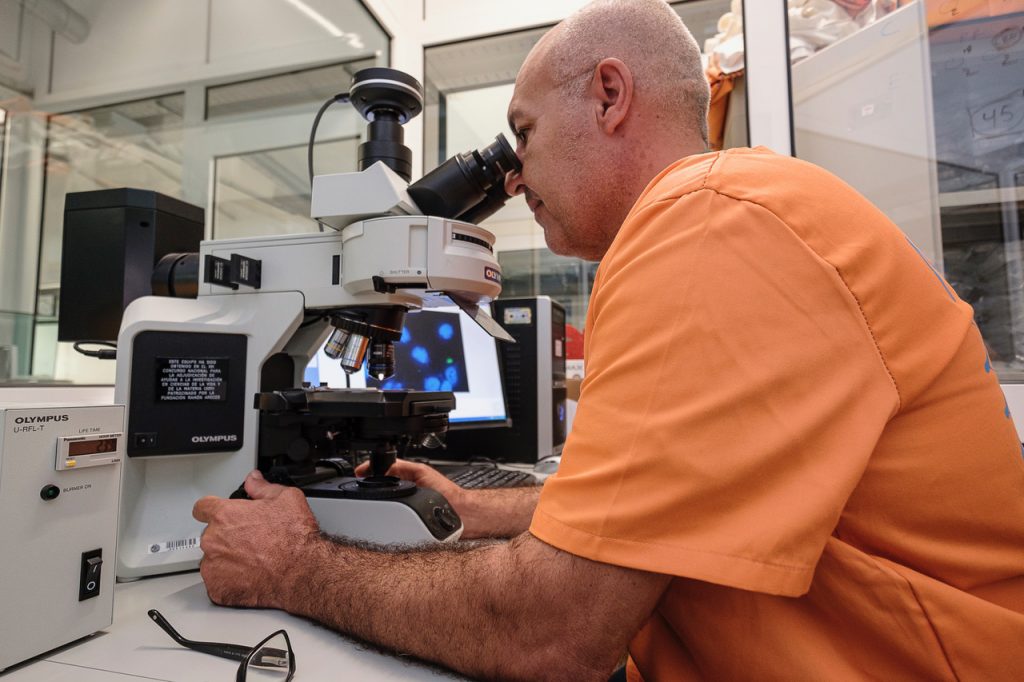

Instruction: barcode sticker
[148,537,200,554]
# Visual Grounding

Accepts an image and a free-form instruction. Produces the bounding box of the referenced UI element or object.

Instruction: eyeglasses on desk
[148,609,295,680]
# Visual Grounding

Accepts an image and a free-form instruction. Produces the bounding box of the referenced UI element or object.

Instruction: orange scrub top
[529,148,1024,680]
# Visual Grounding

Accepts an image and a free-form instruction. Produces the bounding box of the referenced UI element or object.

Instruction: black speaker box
[57,188,204,343]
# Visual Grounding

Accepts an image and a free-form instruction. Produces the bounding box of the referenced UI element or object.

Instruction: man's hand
[356,458,541,538]
[354,458,462,501]
[192,470,322,609]
[192,468,669,681]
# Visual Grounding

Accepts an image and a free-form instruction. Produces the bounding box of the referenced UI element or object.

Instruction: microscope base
[304,477,463,545]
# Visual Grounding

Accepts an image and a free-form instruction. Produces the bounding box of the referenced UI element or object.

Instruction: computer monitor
[304,305,509,428]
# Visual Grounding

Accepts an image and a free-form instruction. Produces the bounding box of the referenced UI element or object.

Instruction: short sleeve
[529,188,899,596]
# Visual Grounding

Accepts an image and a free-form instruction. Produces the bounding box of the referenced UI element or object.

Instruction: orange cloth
[704,57,743,152]
[529,147,1024,679]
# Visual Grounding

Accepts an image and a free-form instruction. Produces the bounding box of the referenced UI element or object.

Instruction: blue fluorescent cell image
[366,311,470,393]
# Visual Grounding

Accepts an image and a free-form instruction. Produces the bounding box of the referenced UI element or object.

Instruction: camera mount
[350,67,425,182]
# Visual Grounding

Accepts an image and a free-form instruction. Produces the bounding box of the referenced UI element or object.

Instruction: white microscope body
[114,68,518,579]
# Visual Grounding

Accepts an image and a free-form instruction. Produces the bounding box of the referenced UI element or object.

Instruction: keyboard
[433,464,539,489]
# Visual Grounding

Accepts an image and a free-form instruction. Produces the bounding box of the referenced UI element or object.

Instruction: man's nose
[504,167,525,197]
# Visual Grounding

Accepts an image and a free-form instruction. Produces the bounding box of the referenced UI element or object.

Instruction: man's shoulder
[637,147,791,205]
[636,147,860,217]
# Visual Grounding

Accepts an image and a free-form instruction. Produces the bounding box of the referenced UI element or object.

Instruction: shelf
[938,186,1024,209]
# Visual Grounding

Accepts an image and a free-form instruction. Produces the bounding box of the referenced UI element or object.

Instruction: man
[194,1,1024,679]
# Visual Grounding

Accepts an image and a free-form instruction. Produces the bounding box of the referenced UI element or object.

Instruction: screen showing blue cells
[308,306,507,424]
[366,311,470,392]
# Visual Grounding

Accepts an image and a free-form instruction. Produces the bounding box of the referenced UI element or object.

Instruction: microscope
[112,67,519,579]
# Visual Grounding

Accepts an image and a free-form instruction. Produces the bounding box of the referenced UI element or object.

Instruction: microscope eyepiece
[407,134,521,223]
[344,67,519,218]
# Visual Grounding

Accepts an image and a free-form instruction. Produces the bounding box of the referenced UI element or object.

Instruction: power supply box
[0,404,124,672]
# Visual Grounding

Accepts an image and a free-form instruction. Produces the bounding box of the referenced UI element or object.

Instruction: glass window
[30,62,375,383]
[205,59,372,240]
[206,61,373,121]
[0,107,23,382]
[39,94,187,294]
[8,51,386,384]
[789,1,1024,378]
[213,137,359,239]
[931,11,1024,375]
[34,94,186,383]
[423,1,741,332]
[0,97,44,384]
[688,0,748,152]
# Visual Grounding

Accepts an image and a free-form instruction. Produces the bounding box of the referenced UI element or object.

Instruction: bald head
[538,0,710,147]
[504,0,711,260]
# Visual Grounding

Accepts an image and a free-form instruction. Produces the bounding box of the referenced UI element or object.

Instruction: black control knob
[40,484,60,501]
[433,506,460,532]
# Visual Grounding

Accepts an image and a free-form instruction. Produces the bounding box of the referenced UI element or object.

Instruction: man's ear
[588,58,633,135]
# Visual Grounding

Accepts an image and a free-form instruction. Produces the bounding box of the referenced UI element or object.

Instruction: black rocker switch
[79,549,103,601]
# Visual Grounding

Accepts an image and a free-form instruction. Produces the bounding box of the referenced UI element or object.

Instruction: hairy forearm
[198,474,661,680]
[284,534,610,681]
[455,485,541,539]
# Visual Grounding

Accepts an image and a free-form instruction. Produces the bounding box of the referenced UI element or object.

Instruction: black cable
[308,92,350,232]
[72,340,117,360]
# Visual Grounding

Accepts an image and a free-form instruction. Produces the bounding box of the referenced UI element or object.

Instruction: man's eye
[516,128,529,144]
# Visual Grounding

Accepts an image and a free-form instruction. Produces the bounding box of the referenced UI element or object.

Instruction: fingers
[379,459,430,479]
[193,495,223,523]
[353,459,457,495]
[243,469,288,500]
[354,458,421,478]
[194,470,288,522]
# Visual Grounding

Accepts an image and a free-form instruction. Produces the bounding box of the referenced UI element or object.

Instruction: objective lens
[326,316,374,373]
[339,333,370,374]
[328,308,404,376]
[367,341,396,381]
[323,327,351,360]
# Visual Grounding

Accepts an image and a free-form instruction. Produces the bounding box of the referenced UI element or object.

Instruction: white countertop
[2,571,465,681]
